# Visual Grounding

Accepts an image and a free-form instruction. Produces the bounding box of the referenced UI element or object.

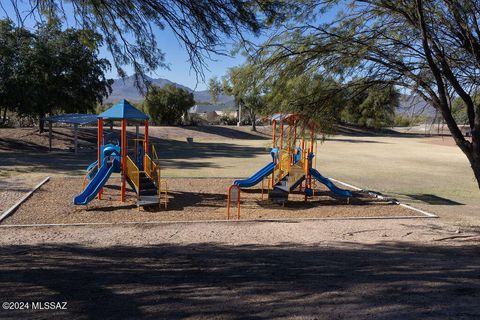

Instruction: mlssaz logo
[32,302,68,310]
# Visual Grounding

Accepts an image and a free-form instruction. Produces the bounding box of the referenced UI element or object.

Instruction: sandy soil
[2,177,419,225]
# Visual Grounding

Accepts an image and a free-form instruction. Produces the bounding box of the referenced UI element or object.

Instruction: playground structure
[73,100,168,208]
[228,113,353,219]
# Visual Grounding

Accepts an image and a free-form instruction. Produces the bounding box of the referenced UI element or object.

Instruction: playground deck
[2,177,423,226]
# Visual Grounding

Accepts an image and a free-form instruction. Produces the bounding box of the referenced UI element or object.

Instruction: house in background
[188,104,238,123]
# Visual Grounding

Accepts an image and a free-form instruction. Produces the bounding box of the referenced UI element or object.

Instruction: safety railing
[147,144,168,208]
[159,180,168,208]
[271,150,291,186]
[125,155,140,193]
[152,144,160,161]
[144,154,159,183]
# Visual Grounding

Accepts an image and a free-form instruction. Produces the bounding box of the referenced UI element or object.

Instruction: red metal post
[144,120,149,155]
[144,120,149,171]
[98,118,103,200]
[121,119,126,202]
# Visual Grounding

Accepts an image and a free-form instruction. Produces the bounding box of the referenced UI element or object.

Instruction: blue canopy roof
[99,99,149,120]
[43,114,98,125]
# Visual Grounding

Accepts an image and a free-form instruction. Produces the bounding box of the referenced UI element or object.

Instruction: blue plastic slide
[234,162,275,188]
[309,168,353,197]
[86,160,98,180]
[74,157,119,205]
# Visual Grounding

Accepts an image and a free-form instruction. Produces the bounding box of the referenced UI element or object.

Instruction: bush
[219,114,237,125]
[393,114,427,127]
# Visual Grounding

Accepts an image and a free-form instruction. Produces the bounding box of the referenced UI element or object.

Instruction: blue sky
[0,1,263,90]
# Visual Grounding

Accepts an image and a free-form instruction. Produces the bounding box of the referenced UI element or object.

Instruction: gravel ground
[0,219,479,319]
[0,177,40,214]
[1,177,420,225]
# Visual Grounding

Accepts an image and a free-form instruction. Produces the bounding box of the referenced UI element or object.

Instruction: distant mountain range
[105,75,235,107]
[106,76,438,117]
[398,94,436,117]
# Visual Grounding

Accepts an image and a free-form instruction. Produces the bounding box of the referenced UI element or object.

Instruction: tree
[255,0,480,189]
[143,84,194,125]
[223,64,267,131]
[208,77,222,106]
[341,85,399,129]
[0,19,32,126]
[36,23,112,131]
[5,1,293,88]
[264,73,345,133]
[0,20,112,131]
[25,22,112,131]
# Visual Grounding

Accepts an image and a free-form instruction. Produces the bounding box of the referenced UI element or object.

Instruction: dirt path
[0,220,479,319]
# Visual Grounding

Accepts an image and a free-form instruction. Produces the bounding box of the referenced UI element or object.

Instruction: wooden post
[121,119,127,202]
[74,123,78,154]
[97,118,103,200]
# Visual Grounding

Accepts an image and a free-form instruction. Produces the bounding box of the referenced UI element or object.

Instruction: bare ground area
[2,177,419,226]
[0,220,479,319]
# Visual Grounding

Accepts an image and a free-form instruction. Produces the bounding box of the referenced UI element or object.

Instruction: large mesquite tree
[143,84,194,125]
[255,0,480,189]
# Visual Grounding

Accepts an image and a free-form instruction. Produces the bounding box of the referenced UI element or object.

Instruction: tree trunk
[443,106,480,189]
[472,156,480,190]
[0,106,7,126]
[248,108,256,132]
[471,123,480,189]
[38,113,45,133]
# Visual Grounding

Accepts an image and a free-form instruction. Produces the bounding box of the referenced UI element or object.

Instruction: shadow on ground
[406,194,464,205]
[0,242,479,319]
[181,125,270,140]
[0,130,267,174]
